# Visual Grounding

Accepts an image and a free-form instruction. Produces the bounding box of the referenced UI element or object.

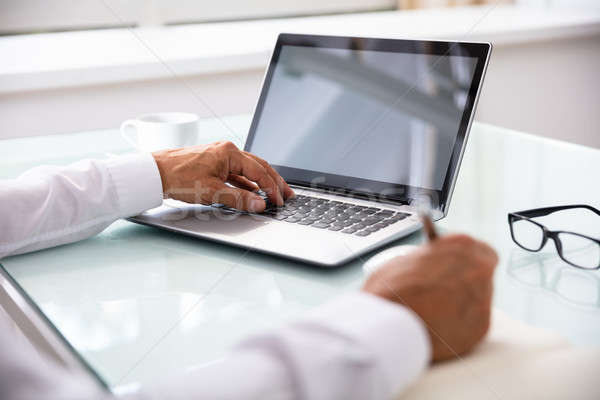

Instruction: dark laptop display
[245,34,491,213]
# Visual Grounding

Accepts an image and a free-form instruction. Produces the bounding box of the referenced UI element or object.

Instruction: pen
[419,210,438,241]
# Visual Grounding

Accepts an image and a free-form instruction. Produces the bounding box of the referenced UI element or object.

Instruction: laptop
[130,33,492,267]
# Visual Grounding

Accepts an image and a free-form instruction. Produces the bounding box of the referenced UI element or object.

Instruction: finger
[208,180,266,212]
[229,152,284,206]
[244,151,295,199]
[435,234,491,271]
[473,240,499,271]
[227,174,259,192]
[243,151,289,200]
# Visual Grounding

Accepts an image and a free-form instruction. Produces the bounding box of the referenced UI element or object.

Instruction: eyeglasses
[508,205,600,270]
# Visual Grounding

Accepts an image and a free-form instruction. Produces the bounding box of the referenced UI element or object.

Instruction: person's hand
[152,141,294,212]
[362,234,498,362]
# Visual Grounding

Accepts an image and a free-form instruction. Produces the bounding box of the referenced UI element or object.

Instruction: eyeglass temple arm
[515,204,600,218]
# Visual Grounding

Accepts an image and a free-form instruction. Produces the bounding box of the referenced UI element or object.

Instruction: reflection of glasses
[506,248,600,308]
[508,205,600,270]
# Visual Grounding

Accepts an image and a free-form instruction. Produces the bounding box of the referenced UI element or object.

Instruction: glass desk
[1,115,599,392]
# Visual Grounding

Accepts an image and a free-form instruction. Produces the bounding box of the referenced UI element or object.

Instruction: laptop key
[355,230,371,236]
[361,218,379,226]
[390,215,405,222]
[377,210,395,216]
[328,225,343,231]
[305,215,321,221]
[341,227,358,234]
[286,217,302,223]
[272,214,288,220]
[298,219,313,225]
[311,222,330,229]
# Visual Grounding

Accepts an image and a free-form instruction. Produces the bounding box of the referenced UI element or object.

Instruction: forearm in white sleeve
[0,154,163,259]
[132,292,431,400]
[0,291,428,400]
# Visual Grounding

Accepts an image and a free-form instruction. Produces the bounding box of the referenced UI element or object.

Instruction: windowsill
[1,4,599,94]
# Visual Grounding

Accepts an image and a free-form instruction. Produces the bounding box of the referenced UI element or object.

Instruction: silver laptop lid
[244,34,491,218]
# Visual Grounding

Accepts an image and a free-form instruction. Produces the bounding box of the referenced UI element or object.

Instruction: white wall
[475,35,600,148]
[2,33,599,148]
[518,0,600,10]
[0,70,263,139]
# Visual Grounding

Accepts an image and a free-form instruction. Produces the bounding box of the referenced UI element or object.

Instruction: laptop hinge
[289,184,410,207]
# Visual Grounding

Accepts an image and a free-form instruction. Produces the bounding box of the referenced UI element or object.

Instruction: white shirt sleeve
[0,291,430,400]
[0,155,431,400]
[0,153,163,259]
[134,292,430,400]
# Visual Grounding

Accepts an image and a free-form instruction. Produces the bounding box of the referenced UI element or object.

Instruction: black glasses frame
[508,204,600,270]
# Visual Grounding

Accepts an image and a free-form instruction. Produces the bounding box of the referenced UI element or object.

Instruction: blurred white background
[0,0,598,147]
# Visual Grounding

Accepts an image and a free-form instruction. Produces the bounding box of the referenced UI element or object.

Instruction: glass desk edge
[0,262,109,391]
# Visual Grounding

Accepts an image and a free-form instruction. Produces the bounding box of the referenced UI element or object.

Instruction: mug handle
[120,120,139,151]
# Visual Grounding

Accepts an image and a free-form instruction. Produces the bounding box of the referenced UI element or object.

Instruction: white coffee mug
[120,112,199,152]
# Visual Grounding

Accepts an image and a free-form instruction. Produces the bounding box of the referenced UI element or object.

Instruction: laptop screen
[245,34,490,212]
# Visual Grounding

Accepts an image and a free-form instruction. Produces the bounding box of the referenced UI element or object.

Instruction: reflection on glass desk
[1,115,599,391]
[507,248,600,308]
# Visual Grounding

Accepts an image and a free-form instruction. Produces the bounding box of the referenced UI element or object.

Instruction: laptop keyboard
[260,194,410,236]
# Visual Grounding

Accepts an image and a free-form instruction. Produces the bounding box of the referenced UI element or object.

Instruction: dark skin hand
[152,141,294,212]
[363,234,498,362]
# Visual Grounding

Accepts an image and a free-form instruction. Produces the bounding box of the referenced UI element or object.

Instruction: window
[0,0,397,34]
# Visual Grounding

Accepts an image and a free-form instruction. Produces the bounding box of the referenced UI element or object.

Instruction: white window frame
[0,0,397,34]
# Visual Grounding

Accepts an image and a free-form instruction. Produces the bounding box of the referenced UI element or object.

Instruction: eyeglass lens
[511,218,545,251]
[557,232,600,269]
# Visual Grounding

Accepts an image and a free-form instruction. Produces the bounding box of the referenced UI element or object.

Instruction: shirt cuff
[308,291,431,397]
[104,153,164,217]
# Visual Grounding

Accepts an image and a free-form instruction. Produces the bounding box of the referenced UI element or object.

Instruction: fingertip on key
[284,187,295,199]
[249,197,266,213]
